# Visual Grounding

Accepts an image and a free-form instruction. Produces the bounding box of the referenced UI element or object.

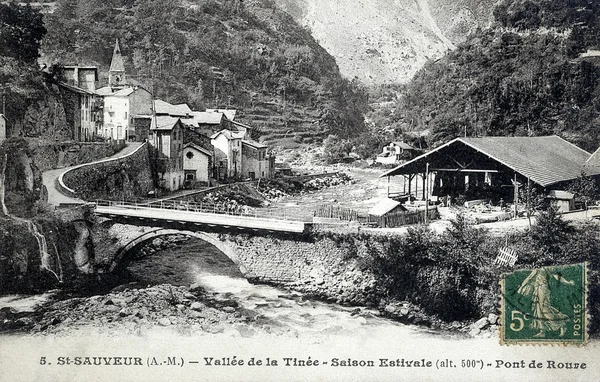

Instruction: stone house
[211,129,245,180]
[241,140,272,180]
[149,116,185,191]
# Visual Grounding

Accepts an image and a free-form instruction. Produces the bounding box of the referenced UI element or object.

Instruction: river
[125,237,447,339]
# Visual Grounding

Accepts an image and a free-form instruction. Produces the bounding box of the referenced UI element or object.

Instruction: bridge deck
[95,204,308,233]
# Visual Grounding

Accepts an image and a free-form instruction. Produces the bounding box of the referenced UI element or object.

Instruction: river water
[126,238,447,339]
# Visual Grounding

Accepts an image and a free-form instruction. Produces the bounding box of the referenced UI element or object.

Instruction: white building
[97,86,153,141]
[183,143,212,186]
[96,39,153,141]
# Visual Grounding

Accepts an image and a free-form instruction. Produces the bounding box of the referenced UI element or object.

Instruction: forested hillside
[393,0,600,152]
[41,0,369,146]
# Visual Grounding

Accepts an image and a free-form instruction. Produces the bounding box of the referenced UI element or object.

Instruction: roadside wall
[31,140,125,172]
[61,143,154,200]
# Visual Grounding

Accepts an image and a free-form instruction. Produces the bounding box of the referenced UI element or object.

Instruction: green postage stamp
[500,262,588,345]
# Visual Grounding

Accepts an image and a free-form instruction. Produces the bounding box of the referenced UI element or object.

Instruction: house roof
[242,140,267,149]
[547,190,575,200]
[58,82,95,95]
[150,116,182,130]
[154,99,192,117]
[184,142,213,157]
[392,141,415,150]
[109,39,125,73]
[380,136,598,187]
[96,86,136,97]
[368,198,407,216]
[0,114,6,121]
[187,111,226,126]
[210,129,245,140]
[206,109,236,121]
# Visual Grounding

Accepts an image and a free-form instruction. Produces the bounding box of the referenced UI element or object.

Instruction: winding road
[41,142,142,206]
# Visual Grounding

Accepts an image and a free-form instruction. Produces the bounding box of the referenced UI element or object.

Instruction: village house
[183,142,212,187]
[380,135,600,213]
[96,40,153,142]
[241,139,272,180]
[211,129,245,180]
[376,141,418,164]
[56,65,102,141]
[149,116,185,191]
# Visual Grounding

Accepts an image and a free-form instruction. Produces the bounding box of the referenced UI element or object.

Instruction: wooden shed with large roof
[380,135,600,205]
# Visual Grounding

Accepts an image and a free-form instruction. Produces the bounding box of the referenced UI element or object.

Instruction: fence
[371,207,439,228]
[95,199,301,222]
[314,205,362,222]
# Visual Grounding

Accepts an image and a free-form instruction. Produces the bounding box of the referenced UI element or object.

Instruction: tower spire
[109,39,126,87]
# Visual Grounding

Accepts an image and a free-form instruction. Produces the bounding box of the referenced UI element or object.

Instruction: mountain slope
[41,0,369,146]
[273,0,496,84]
[396,0,600,151]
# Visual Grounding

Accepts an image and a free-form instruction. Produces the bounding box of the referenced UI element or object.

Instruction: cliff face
[273,0,496,84]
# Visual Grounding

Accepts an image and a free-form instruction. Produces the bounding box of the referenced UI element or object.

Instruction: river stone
[190,302,203,311]
[119,308,132,317]
[222,307,235,313]
[158,317,171,326]
[488,313,499,324]
[189,310,203,319]
[473,317,489,330]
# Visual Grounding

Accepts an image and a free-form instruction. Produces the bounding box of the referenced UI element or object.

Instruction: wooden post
[403,175,406,194]
[513,173,518,219]
[422,173,426,200]
[387,176,390,197]
[408,175,412,203]
[425,163,430,224]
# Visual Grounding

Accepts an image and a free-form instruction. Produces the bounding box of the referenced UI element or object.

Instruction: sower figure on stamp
[517,266,575,338]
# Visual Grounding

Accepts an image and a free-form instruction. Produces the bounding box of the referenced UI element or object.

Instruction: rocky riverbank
[0,283,294,337]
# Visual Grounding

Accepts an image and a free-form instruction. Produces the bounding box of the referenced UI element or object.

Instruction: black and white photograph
[0,0,599,380]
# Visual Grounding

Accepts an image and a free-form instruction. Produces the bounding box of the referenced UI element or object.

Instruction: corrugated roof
[368,198,406,216]
[154,99,192,117]
[150,116,181,130]
[109,39,125,73]
[381,136,599,187]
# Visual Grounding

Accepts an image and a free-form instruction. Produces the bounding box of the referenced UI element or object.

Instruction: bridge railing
[94,199,306,222]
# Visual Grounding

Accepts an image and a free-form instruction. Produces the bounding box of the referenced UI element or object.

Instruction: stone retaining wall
[31,140,125,172]
[61,143,154,201]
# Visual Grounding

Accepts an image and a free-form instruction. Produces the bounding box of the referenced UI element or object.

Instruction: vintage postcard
[1,0,600,381]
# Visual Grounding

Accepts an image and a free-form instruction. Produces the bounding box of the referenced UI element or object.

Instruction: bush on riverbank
[317,210,600,334]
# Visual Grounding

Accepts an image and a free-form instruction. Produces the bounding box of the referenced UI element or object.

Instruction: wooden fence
[371,207,439,228]
[314,205,439,228]
[314,205,362,222]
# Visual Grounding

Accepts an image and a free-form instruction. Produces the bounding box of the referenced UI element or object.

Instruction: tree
[567,172,598,213]
[0,2,46,63]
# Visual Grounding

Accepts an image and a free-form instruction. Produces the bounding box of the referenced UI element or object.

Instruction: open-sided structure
[380,136,600,205]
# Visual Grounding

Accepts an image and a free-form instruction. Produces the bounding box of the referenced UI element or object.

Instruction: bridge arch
[109,228,246,275]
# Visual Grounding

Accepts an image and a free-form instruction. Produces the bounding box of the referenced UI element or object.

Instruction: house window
[186,151,194,159]
[249,172,255,180]
[124,111,128,120]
